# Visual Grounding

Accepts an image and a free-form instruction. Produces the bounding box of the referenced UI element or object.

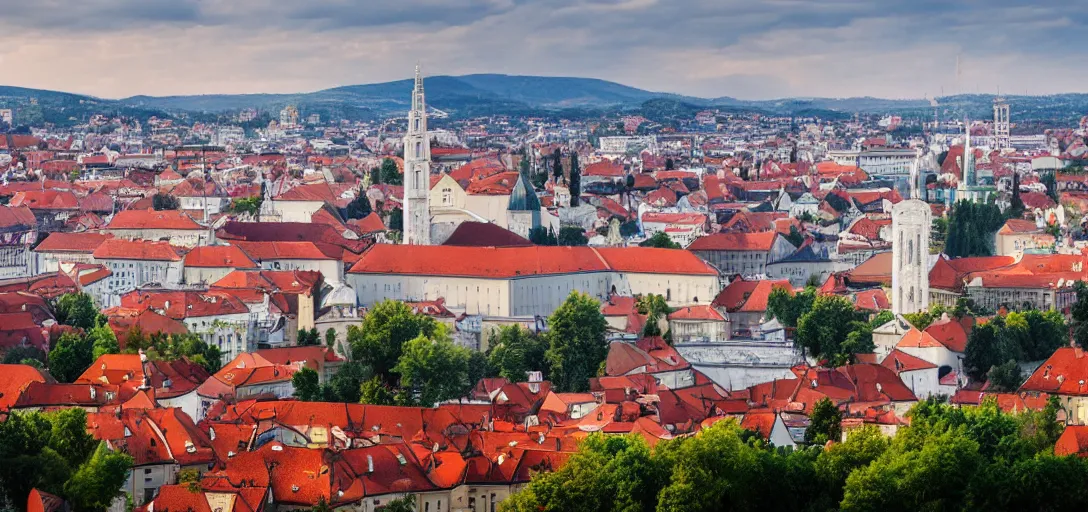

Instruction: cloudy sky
[0,0,1084,100]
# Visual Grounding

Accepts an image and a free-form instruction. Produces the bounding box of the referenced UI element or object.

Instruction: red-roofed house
[33,232,113,273]
[688,232,796,276]
[230,241,343,283]
[895,326,963,372]
[0,204,37,278]
[183,245,260,285]
[667,305,729,342]
[881,348,949,398]
[995,218,1053,257]
[195,353,298,420]
[90,240,184,307]
[1020,347,1088,424]
[711,278,793,335]
[105,209,208,247]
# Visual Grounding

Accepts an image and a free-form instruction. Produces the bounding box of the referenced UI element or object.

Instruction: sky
[0,0,1085,100]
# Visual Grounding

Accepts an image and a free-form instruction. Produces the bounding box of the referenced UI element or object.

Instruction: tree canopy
[545,292,608,392]
[639,231,681,249]
[151,192,180,211]
[556,226,588,246]
[487,325,548,382]
[48,332,94,383]
[944,200,1006,258]
[795,295,871,365]
[503,397,1077,512]
[54,293,100,331]
[766,287,815,328]
[379,158,401,185]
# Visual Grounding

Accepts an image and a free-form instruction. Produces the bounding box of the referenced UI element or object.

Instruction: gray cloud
[0,0,1083,99]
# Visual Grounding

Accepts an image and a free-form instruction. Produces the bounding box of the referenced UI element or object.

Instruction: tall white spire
[403,64,431,245]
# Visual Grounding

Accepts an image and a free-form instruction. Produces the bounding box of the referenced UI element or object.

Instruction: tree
[557,226,588,246]
[987,360,1024,391]
[487,325,548,382]
[292,367,322,401]
[393,335,471,406]
[0,412,71,508]
[64,442,133,512]
[49,332,93,383]
[806,398,843,445]
[545,292,608,392]
[636,294,671,338]
[784,225,805,248]
[945,200,1005,258]
[359,376,396,405]
[568,152,581,206]
[795,295,867,363]
[379,158,401,185]
[381,495,415,512]
[152,193,180,211]
[1073,281,1088,348]
[88,321,120,360]
[2,345,47,366]
[964,316,1015,382]
[342,188,372,220]
[552,149,563,181]
[229,196,263,216]
[297,327,320,346]
[327,362,367,403]
[1007,309,1066,361]
[639,231,681,249]
[54,293,99,330]
[1009,172,1025,218]
[46,409,98,471]
[324,328,337,349]
[765,287,815,328]
[178,468,202,493]
[349,300,441,386]
[529,226,558,246]
[388,207,403,231]
[665,158,675,170]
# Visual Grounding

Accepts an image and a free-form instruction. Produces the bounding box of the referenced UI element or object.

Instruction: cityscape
[5,2,1088,511]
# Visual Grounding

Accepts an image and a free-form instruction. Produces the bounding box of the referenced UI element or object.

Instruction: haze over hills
[0,74,1085,124]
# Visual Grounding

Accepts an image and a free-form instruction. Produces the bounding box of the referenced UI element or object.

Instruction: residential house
[105,209,209,248]
[0,205,37,278]
[230,241,343,283]
[994,218,1054,258]
[33,232,113,274]
[688,232,796,277]
[667,305,729,342]
[183,245,259,285]
[91,240,184,307]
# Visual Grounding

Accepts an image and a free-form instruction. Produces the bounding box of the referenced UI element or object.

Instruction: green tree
[342,188,372,220]
[795,295,867,363]
[2,345,47,365]
[393,335,471,406]
[1073,281,1088,348]
[487,325,547,382]
[869,310,895,328]
[529,226,558,245]
[665,158,675,170]
[987,360,1024,391]
[297,327,320,346]
[639,231,681,249]
[152,193,180,211]
[964,316,1014,382]
[292,367,322,401]
[0,412,71,507]
[945,200,1005,258]
[349,300,441,386]
[54,293,99,330]
[766,287,815,328]
[805,398,843,445]
[228,196,263,216]
[88,321,120,360]
[784,225,805,248]
[1009,172,1025,218]
[359,376,396,405]
[569,152,581,206]
[327,362,368,403]
[379,158,402,185]
[49,332,93,383]
[556,226,588,246]
[636,294,671,338]
[324,328,337,349]
[545,292,608,392]
[1007,309,1066,361]
[388,207,403,231]
[178,468,202,493]
[45,409,98,470]
[64,442,133,512]
[381,495,416,512]
[551,149,563,181]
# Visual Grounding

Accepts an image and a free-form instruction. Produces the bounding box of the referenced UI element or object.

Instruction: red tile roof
[184,245,259,268]
[896,327,945,349]
[106,209,202,230]
[231,241,331,261]
[712,278,792,313]
[881,349,937,374]
[1020,347,1088,396]
[688,231,778,252]
[0,204,36,228]
[34,232,113,253]
[924,315,969,352]
[1056,425,1088,457]
[9,190,79,210]
[668,305,726,321]
[0,364,48,411]
[92,239,182,261]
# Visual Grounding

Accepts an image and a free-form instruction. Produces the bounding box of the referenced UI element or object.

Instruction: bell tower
[403,65,431,245]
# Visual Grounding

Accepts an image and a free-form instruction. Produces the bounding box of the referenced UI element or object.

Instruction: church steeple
[403,64,431,245]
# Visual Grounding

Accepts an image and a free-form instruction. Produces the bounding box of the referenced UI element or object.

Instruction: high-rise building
[403,65,431,245]
[993,97,1011,150]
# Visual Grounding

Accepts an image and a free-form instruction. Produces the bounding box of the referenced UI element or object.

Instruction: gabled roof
[92,239,181,261]
[34,232,113,253]
[712,278,792,313]
[106,209,202,230]
[231,241,331,261]
[1020,347,1088,396]
[184,245,259,268]
[442,222,533,247]
[895,327,945,349]
[0,204,36,229]
[687,231,778,252]
[0,364,48,411]
[924,314,969,352]
[881,349,938,374]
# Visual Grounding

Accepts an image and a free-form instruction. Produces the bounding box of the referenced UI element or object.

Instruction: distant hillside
[0,75,1085,125]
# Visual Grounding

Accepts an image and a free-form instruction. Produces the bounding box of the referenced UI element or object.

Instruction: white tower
[891,199,932,315]
[403,65,431,245]
[993,97,1011,150]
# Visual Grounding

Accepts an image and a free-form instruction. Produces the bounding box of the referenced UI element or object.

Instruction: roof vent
[185,440,197,454]
[1058,375,1066,384]
[271,444,283,452]
[228,451,235,458]
[497,454,505,465]
[508,441,518,447]
[366,454,374,473]
[291,485,299,493]
[396,453,407,466]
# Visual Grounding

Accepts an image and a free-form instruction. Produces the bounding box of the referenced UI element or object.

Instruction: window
[442,187,452,205]
[416,141,423,158]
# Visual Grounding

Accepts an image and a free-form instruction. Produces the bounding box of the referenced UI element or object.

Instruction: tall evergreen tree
[552,149,563,182]
[569,152,581,207]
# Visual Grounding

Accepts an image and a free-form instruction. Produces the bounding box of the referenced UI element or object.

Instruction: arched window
[416,141,423,158]
[907,239,914,264]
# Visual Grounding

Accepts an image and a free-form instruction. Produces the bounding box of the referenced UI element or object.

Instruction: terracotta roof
[0,364,48,411]
[712,278,792,313]
[668,305,726,321]
[231,241,331,261]
[896,327,945,349]
[184,245,259,268]
[0,205,36,229]
[347,212,386,234]
[924,315,969,352]
[442,222,533,247]
[688,231,778,252]
[349,245,716,278]
[106,209,202,230]
[9,190,79,210]
[92,239,181,261]
[998,218,1042,235]
[34,232,113,253]
[846,252,892,285]
[881,349,938,374]
[1056,425,1088,457]
[1020,347,1088,396]
[853,288,890,311]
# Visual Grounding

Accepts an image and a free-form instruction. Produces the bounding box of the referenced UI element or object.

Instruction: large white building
[403,66,432,245]
[891,199,931,314]
[346,245,721,318]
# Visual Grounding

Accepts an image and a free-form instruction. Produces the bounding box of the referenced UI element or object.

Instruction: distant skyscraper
[993,97,1011,150]
[403,65,431,245]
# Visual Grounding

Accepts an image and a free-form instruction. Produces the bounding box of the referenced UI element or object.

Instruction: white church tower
[891,166,932,315]
[403,65,431,245]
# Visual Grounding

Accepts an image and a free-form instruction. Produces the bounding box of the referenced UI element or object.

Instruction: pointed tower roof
[508,172,541,211]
